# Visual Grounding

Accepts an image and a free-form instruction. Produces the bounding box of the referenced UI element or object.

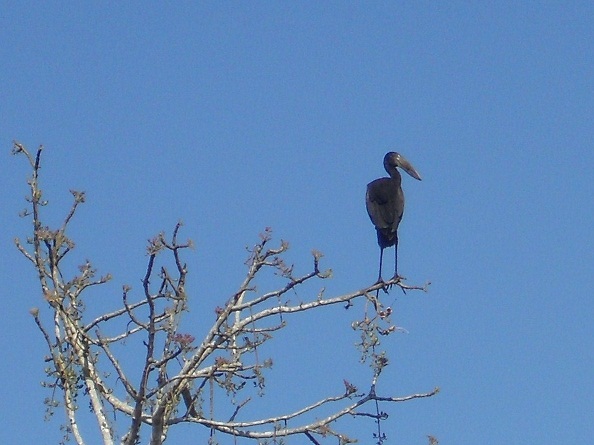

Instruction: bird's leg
[388,238,403,286]
[393,238,399,280]
[376,247,384,284]
[374,248,389,294]
[394,235,398,279]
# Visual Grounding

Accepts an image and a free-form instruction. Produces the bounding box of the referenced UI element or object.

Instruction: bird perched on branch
[366,152,422,283]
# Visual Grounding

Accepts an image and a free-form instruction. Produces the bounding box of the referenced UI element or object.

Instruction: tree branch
[13,143,436,445]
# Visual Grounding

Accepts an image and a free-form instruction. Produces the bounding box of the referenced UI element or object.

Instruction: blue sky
[2,2,594,444]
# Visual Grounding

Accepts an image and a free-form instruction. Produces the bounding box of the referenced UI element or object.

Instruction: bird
[366,152,421,284]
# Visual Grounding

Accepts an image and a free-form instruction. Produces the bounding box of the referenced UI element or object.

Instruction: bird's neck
[387,169,402,184]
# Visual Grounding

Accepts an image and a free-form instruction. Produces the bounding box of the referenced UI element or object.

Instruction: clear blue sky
[2,2,593,444]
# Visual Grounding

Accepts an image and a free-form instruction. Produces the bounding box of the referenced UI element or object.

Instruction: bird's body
[366,152,421,282]
[366,176,404,249]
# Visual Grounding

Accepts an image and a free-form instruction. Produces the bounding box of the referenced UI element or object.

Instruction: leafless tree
[12,142,438,445]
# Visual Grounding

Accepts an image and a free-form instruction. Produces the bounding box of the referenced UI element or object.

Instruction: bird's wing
[365,181,393,229]
[366,179,398,230]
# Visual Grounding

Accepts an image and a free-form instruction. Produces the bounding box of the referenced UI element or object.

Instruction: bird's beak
[399,156,422,181]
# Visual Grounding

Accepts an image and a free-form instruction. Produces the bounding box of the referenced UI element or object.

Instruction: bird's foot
[390,274,405,283]
[373,278,390,294]
[389,274,408,294]
[379,275,404,292]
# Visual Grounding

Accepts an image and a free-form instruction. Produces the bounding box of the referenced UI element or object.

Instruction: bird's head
[384,152,422,181]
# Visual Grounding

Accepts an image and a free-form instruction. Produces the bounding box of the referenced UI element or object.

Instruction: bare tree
[12,142,438,445]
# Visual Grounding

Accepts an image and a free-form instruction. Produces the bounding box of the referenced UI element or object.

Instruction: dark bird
[366,152,422,283]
